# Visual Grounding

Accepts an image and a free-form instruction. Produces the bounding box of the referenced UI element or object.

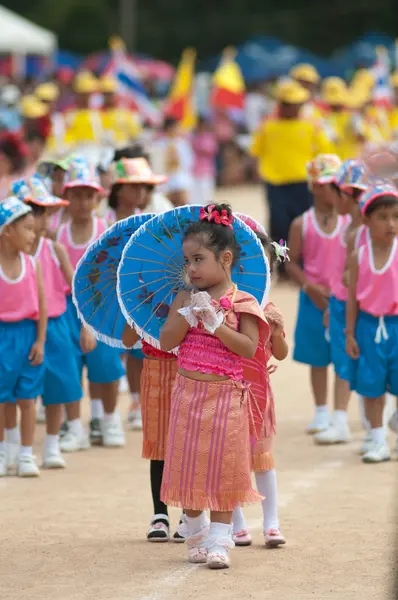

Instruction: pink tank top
[34,238,67,318]
[302,208,346,288]
[0,253,39,322]
[357,237,398,317]
[57,217,107,270]
[330,219,351,301]
[354,224,368,250]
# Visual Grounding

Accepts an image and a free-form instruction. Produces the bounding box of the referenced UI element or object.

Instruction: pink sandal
[264,528,286,548]
[232,529,252,547]
[187,526,209,564]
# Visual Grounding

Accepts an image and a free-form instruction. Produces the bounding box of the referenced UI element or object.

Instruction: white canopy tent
[0,5,57,55]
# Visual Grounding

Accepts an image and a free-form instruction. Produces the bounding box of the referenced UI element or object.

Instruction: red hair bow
[199,205,234,229]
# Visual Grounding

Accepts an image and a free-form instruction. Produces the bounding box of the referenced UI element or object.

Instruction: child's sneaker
[359,431,373,455]
[89,418,103,445]
[313,421,351,445]
[6,442,19,472]
[187,526,210,564]
[60,429,90,453]
[102,412,125,447]
[232,530,252,546]
[388,410,398,433]
[126,408,143,431]
[306,414,329,434]
[147,514,170,542]
[206,537,234,569]
[362,443,391,463]
[42,448,66,469]
[59,421,68,438]
[17,455,40,477]
[264,528,286,548]
[0,452,7,477]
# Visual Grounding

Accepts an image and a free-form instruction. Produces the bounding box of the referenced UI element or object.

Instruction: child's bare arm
[160,291,191,351]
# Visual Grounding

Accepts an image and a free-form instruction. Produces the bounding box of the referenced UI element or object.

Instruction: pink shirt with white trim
[329,218,351,301]
[57,216,107,270]
[354,224,368,251]
[0,253,39,322]
[302,208,346,289]
[356,237,398,316]
[34,238,67,318]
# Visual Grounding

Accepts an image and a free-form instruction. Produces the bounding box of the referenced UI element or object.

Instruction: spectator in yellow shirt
[64,72,103,149]
[250,79,332,247]
[100,76,142,147]
[290,63,323,123]
[388,72,398,138]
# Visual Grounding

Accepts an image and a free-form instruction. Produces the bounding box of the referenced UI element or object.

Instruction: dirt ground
[1,186,396,600]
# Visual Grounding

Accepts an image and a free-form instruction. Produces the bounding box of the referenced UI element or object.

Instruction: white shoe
[0,452,7,477]
[6,442,19,471]
[313,421,351,445]
[36,404,46,424]
[60,429,90,453]
[42,448,66,469]
[306,414,329,434]
[359,432,372,456]
[362,443,391,464]
[388,411,398,433]
[126,409,143,431]
[102,412,125,447]
[17,455,40,477]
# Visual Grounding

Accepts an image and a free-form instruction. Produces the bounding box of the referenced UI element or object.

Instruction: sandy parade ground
[1,185,396,600]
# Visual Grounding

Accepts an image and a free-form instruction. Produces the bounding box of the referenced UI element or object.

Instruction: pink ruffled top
[142,341,175,360]
[178,287,268,381]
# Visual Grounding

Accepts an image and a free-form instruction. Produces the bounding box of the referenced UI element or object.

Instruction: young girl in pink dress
[159,203,268,570]
[346,182,398,463]
[0,197,46,478]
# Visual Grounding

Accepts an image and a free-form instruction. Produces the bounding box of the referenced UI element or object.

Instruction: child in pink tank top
[346,183,398,463]
[286,154,343,435]
[0,197,47,478]
[60,158,125,452]
[316,159,368,445]
[9,174,88,469]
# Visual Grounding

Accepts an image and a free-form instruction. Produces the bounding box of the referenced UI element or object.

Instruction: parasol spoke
[119,273,180,297]
[124,277,181,314]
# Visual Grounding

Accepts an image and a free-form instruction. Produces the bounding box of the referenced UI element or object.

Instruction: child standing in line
[58,159,125,450]
[346,182,398,462]
[286,154,344,434]
[231,229,288,549]
[159,204,267,569]
[313,160,368,445]
[0,198,46,477]
[7,175,93,468]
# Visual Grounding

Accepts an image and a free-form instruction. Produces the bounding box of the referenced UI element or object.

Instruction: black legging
[150,460,168,518]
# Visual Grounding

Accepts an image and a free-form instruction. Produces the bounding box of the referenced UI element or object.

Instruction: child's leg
[308,366,329,433]
[183,509,210,564]
[362,396,390,463]
[207,511,234,569]
[61,400,90,453]
[314,374,351,445]
[147,460,169,542]
[88,382,104,445]
[126,353,143,430]
[101,380,125,447]
[4,402,19,469]
[16,399,39,477]
[0,404,6,476]
[43,405,65,469]
[231,507,252,546]
[255,469,286,546]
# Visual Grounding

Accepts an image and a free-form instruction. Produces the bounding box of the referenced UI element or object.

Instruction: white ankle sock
[333,410,348,426]
[0,441,5,454]
[103,412,116,423]
[130,392,140,409]
[208,522,232,543]
[358,395,371,431]
[19,446,33,457]
[5,427,20,445]
[44,434,59,454]
[255,469,279,531]
[91,399,104,420]
[185,513,205,537]
[371,427,385,446]
[316,405,329,417]
[232,506,247,534]
[68,419,83,436]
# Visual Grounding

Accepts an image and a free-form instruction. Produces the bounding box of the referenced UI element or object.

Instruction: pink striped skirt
[161,373,263,511]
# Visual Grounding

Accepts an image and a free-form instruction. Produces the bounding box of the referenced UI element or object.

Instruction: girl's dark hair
[113,144,150,164]
[183,203,240,266]
[0,133,28,174]
[108,183,123,210]
[365,194,398,217]
[331,183,362,200]
[29,203,46,216]
[256,231,277,274]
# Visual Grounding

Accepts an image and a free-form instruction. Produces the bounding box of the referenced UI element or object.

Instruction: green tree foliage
[2,0,398,62]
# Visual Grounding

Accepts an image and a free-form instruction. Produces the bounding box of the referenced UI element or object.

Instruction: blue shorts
[329,296,350,381]
[349,311,398,398]
[293,289,330,367]
[42,314,83,406]
[66,296,125,384]
[128,342,145,360]
[0,320,45,403]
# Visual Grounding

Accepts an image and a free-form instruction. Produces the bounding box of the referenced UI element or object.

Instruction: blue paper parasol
[117,205,270,347]
[72,213,154,348]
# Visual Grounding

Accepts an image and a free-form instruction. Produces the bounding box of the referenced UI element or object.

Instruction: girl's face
[6,214,36,253]
[183,235,232,290]
[312,183,336,209]
[335,189,352,215]
[52,168,66,198]
[118,184,146,211]
[364,203,398,243]
[66,187,98,222]
[32,207,50,237]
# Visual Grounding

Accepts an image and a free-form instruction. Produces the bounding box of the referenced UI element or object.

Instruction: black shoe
[90,418,103,445]
[172,517,187,543]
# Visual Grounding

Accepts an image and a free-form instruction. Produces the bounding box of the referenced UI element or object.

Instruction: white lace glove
[177,305,199,327]
[192,304,224,334]
[178,291,223,333]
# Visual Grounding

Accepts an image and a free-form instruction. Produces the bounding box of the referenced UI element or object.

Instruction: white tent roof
[0,5,57,55]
